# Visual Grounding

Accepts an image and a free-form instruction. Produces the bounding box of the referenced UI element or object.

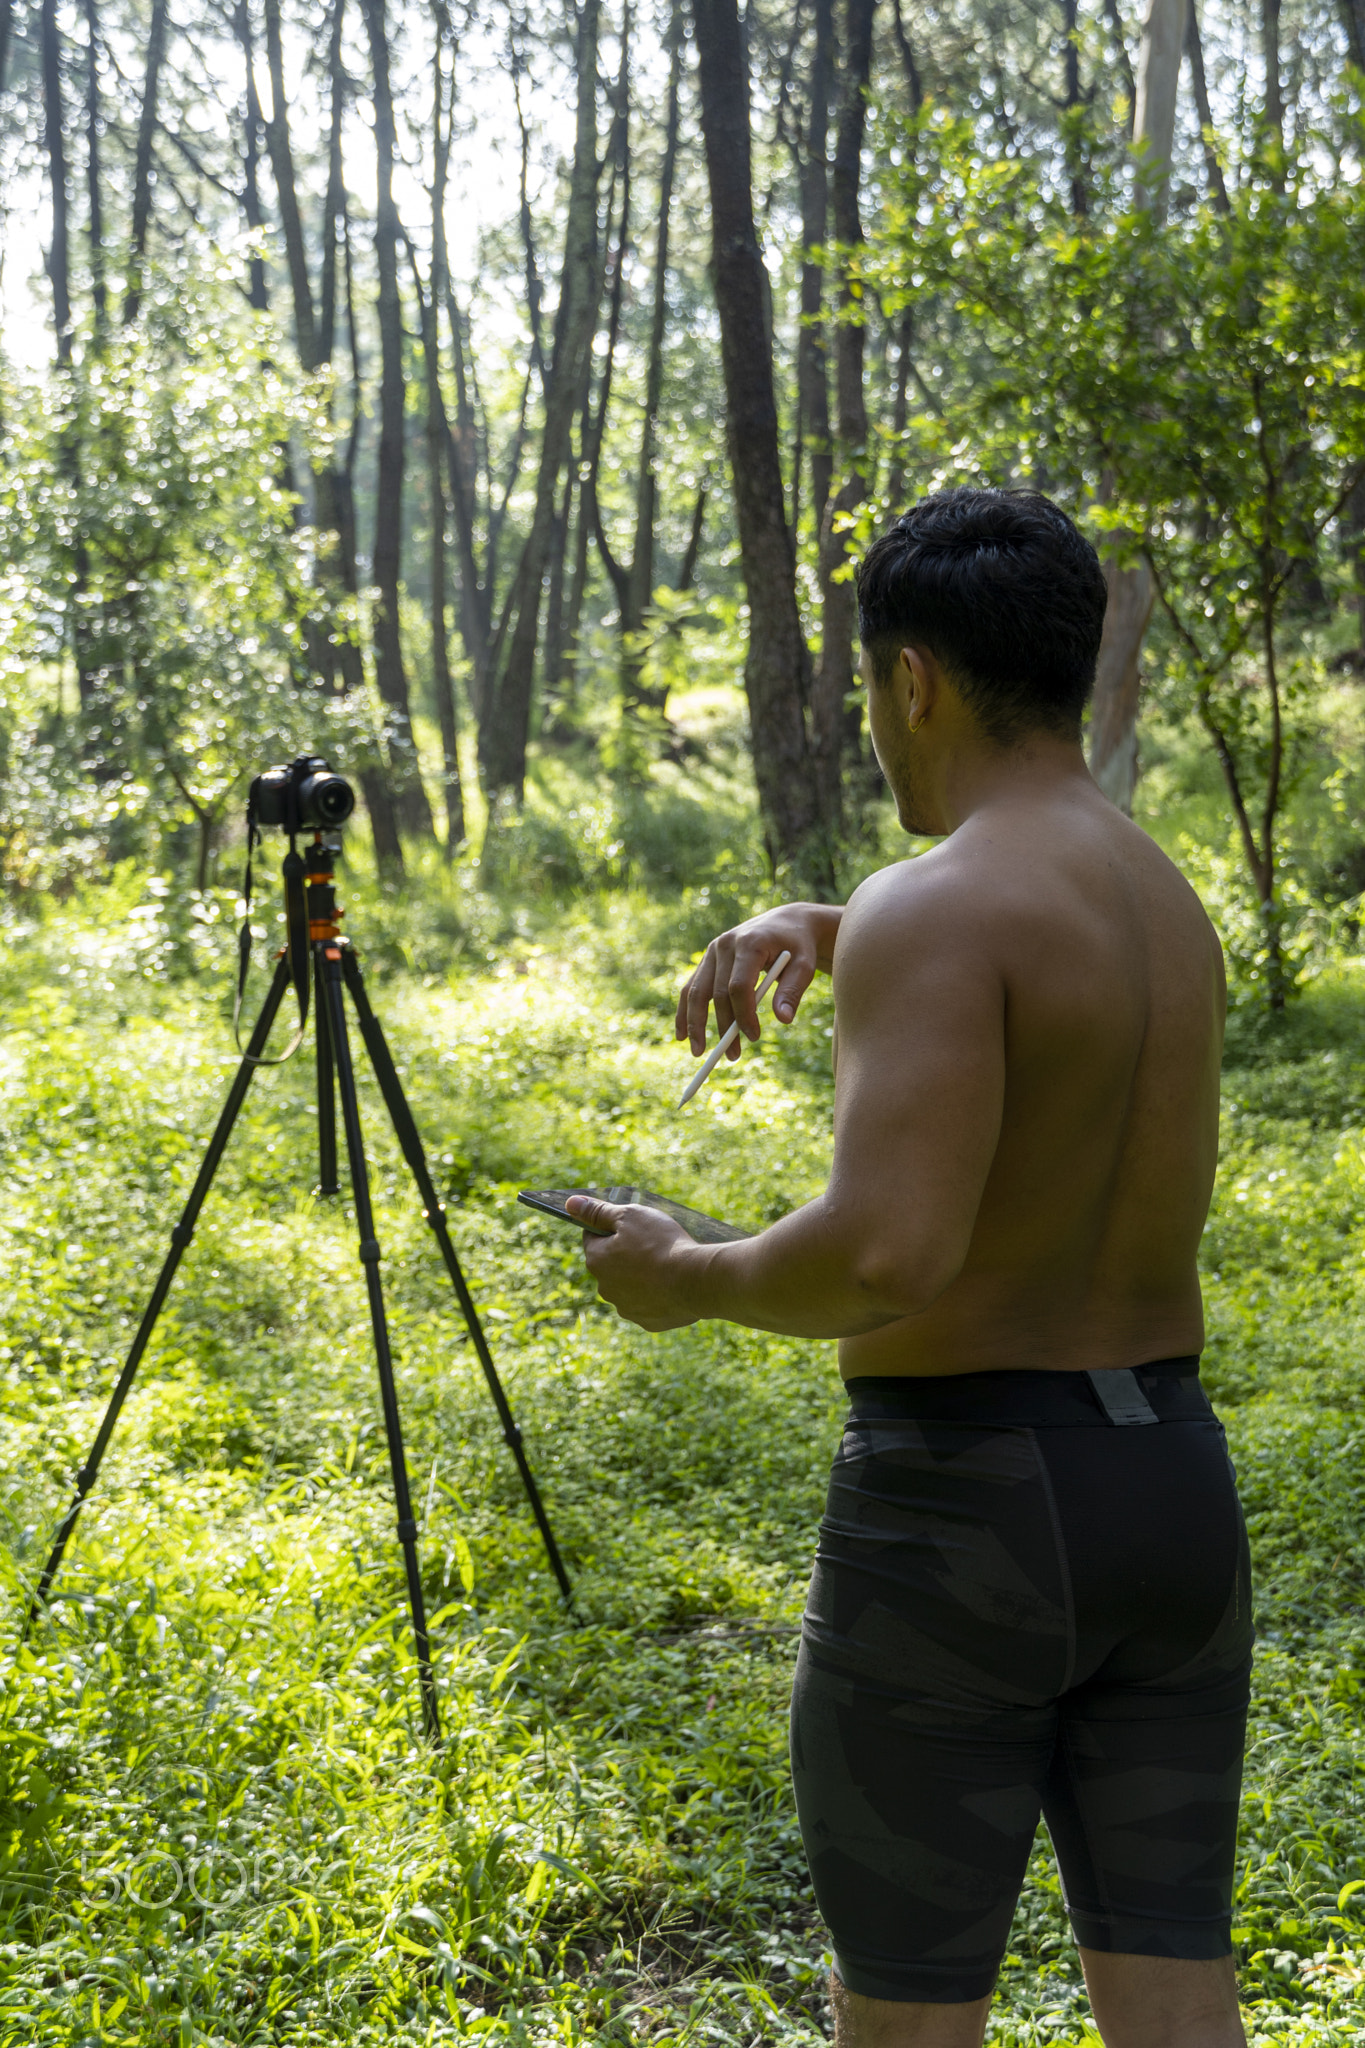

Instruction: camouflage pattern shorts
[790,1360,1252,2003]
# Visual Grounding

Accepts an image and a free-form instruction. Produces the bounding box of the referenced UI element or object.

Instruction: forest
[4,0,1365,2036]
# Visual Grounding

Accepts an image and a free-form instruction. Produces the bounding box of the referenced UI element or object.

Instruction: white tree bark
[1089,0,1185,813]
[1090,559,1154,809]
[1132,0,1185,218]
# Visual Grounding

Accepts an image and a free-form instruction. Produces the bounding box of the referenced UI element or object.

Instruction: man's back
[837,780,1225,1378]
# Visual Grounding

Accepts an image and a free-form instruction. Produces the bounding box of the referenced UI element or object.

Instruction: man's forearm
[680,1196,919,1339]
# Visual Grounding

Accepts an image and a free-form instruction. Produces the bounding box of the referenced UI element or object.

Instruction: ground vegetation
[4,0,1365,2039]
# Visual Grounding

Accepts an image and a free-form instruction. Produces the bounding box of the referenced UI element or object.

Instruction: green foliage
[2,878,1365,2041]
[866,105,1365,1006]
[0,270,375,890]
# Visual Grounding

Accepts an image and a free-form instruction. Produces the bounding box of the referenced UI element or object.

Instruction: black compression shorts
[790,1359,1252,2005]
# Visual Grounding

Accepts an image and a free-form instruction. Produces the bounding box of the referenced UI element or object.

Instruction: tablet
[518,1186,750,1245]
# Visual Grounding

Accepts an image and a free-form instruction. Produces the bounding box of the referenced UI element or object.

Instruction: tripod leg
[314,948,339,1196]
[339,946,575,1607]
[320,943,441,1742]
[26,950,295,1633]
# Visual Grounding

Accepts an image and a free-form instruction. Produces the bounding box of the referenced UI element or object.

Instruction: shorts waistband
[841,1356,1208,1428]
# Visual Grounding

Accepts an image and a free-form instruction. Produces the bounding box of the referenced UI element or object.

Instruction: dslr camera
[249,755,355,835]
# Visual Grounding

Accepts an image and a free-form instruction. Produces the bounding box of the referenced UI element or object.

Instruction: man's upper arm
[824,868,1006,1314]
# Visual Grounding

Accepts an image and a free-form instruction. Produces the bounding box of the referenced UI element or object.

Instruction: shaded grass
[3,894,1365,2041]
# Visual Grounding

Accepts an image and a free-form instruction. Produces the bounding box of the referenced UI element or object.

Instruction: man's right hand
[676,903,844,1058]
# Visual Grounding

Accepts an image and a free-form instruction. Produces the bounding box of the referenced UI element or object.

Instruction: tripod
[26,836,573,1742]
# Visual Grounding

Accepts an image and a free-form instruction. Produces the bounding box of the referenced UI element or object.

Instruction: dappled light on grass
[4,901,1365,2041]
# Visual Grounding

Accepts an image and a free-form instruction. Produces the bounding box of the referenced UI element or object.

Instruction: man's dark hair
[856,487,1108,742]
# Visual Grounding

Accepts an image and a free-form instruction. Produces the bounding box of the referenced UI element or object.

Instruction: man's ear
[900,646,937,733]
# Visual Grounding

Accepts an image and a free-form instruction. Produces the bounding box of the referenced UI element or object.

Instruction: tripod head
[236,757,352,1063]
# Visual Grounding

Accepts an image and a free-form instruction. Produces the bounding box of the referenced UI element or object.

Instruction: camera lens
[300,772,355,828]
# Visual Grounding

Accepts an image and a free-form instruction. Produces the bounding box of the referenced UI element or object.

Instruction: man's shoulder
[837,847,1003,989]
[844,840,998,934]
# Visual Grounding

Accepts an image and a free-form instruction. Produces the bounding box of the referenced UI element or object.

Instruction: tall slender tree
[1185,0,1230,212]
[234,0,270,311]
[793,0,834,540]
[83,0,106,339]
[1061,0,1087,214]
[362,0,434,839]
[123,0,169,325]
[1340,0,1365,70]
[479,0,604,801]
[590,7,696,711]
[40,0,72,366]
[812,0,876,833]
[411,9,466,852]
[1263,0,1284,158]
[691,0,832,886]
[1087,0,1183,812]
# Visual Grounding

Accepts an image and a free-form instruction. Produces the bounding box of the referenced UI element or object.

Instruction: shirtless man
[566,488,1250,2048]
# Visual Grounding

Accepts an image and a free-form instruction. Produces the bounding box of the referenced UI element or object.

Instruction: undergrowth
[3,866,1365,2043]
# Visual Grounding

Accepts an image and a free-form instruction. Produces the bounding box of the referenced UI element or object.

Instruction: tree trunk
[440,276,493,718]
[1103,0,1137,131]
[541,473,575,711]
[1185,0,1230,211]
[414,34,465,855]
[41,0,101,727]
[812,0,876,837]
[885,4,921,512]
[261,0,316,363]
[342,168,400,889]
[310,0,368,700]
[317,0,346,366]
[1090,558,1153,808]
[691,0,831,888]
[1089,0,1184,813]
[891,0,923,106]
[1339,0,1365,71]
[560,479,593,716]
[479,0,603,800]
[417,272,466,855]
[584,83,631,644]
[40,0,72,364]
[1061,0,1087,214]
[83,0,106,338]
[511,33,547,389]
[1262,0,1284,157]
[1345,475,1365,662]
[0,0,13,96]
[428,6,493,725]
[795,0,834,541]
[123,0,168,324]
[234,0,270,311]
[1132,0,1183,218]
[363,0,433,841]
[620,9,683,708]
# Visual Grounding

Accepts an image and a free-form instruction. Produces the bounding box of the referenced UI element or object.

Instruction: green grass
[4,867,1365,2043]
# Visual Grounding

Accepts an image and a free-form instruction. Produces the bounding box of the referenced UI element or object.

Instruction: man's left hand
[565,1196,705,1331]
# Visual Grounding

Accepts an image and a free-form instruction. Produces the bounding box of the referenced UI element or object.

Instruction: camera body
[249,755,355,835]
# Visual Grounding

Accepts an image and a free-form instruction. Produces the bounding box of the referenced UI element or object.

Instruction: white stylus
[677,950,792,1108]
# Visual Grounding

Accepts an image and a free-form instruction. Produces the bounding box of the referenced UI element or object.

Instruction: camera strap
[234,807,308,1064]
